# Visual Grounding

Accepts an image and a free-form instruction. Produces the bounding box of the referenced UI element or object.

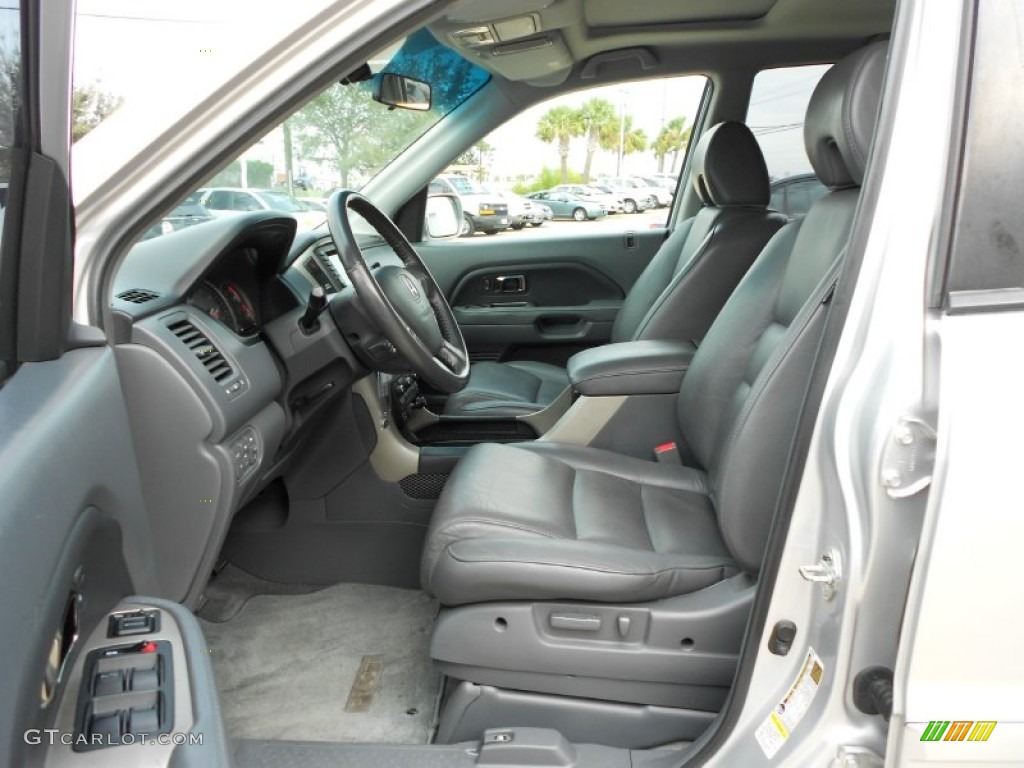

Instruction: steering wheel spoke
[437,339,468,374]
[326,190,470,393]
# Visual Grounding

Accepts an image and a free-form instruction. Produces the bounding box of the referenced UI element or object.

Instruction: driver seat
[442,121,786,417]
[422,42,887,607]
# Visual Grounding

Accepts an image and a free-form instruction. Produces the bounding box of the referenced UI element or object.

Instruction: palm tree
[577,97,616,182]
[654,116,691,173]
[599,113,648,171]
[536,105,584,183]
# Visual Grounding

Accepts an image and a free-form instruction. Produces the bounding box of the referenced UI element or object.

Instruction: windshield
[254,191,305,213]
[76,22,489,239]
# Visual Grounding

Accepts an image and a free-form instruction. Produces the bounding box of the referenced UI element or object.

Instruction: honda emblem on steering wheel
[400,274,420,300]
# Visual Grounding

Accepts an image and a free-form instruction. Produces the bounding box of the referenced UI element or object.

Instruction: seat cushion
[421,442,737,605]
[443,360,569,417]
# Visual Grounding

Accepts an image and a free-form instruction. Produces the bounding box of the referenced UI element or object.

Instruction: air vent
[316,245,346,289]
[168,319,234,382]
[116,288,160,304]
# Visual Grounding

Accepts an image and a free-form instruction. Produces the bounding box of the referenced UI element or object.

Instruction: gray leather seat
[443,121,786,417]
[423,42,888,606]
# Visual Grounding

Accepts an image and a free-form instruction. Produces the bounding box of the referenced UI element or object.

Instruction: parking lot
[461,208,669,238]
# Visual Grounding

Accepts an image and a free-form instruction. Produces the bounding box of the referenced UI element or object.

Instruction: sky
[72,2,829,189]
[73,0,333,104]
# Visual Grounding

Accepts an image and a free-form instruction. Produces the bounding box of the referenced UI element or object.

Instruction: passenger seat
[443,121,787,417]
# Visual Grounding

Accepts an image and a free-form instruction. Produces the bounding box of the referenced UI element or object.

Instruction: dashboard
[108,211,377,607]
[187,248,262,336]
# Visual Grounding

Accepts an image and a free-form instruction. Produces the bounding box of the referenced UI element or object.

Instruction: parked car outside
[532,202,553,226]
[526,190,607,221]
[591,181,654,213]
[610,176,673,208]
[198,187,326,229]
[430,174,510,235]
[639,175,679,202]
[139,191,214,240]
[553,184,623,213]
[769,172,829,220]
[298,198,327,213]
[481,185,543,229]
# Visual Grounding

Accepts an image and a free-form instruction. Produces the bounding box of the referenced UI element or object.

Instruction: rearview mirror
[425,194,462,239]
[373,73,432,112]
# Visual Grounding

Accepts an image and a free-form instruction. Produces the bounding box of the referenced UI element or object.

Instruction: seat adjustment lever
[549,613,602,631]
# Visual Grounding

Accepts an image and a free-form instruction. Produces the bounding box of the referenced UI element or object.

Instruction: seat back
[611,122,786,345]
[677,42,888,573]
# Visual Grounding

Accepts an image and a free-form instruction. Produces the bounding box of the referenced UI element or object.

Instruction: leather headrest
[804,41,888,189]
[690,121,770,207]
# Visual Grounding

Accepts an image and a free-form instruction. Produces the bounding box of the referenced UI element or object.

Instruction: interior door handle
[493,274,527,294]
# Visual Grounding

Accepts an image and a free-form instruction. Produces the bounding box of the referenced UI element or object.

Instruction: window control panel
[72,636,174,751]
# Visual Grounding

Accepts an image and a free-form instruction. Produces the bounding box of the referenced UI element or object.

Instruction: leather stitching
[437,517,561,540]
[445,549,734,577]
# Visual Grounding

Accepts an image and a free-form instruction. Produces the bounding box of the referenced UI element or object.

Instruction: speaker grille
[399,473,449,500]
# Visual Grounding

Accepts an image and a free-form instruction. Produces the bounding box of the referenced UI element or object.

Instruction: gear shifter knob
[299,285,328,332]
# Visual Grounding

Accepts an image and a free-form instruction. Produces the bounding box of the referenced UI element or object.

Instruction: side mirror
[373,73,432,111]
[425,193,462,239]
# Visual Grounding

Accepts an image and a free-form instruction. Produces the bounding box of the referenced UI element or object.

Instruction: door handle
[493,274,527,294]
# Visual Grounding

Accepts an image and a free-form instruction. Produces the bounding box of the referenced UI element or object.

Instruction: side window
[0,3,21,246]
[0,0,22,375]
[428,180,446,195]
[943,0,1024,302]
[769,185,787,214]
[746,65,831,188]
[435,75,708,237]
[796,178,827,211]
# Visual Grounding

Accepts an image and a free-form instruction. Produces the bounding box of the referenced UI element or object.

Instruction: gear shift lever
[299,285,328,333]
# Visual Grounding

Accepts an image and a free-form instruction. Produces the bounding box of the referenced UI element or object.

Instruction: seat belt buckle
[653,441,682,464]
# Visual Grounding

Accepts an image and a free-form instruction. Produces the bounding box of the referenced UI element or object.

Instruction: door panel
[0,349,156,766]
[419,228,665,363]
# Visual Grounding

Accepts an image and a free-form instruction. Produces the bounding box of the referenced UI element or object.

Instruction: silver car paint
[697,0,976,763]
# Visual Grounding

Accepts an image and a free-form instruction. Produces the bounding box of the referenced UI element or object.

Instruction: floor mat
[197,563,323,623]
[201,583,441,744]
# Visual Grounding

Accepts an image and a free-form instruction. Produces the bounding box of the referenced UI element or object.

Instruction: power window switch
[93,670,124,697]
[89,711,122,742]
[128,707,160,734]
[131,666,159,691]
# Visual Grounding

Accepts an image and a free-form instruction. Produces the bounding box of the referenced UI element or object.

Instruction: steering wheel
[326,189,470,393]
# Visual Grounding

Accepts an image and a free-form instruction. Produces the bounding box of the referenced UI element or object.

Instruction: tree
[654,116,691,173]
[72,83,122,142]
[291,83,430,187]
[577,98,616,182]
[245,159,274,188]
[455,139,493,181]
[536,105,584,183]
[207,160,242,188]
[598,113,647,171]
[0,50,19,179]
